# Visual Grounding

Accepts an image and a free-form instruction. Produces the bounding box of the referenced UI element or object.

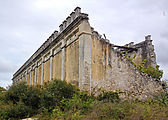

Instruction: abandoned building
[12,7,163,98]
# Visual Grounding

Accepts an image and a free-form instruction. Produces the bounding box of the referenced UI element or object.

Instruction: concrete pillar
[61,39,66,81]
[50,49,53,81]
[79,37,84,88]
[79,34,92,91]
[29,69,32,85]
[78,20,92,91]
[41,57,44,85]
[26,71,28,84]
[20,75,22,81]
[34,63,37,85]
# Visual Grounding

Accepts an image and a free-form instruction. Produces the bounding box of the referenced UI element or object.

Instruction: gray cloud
[0,57,17,73]
[0,0,168,87]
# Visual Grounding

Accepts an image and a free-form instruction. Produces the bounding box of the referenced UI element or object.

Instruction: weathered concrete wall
[27,72,30,85]
[65,40,79,85]
[52,51,62,80]
[91,34,163,99]
[43,60,50,83]
[31,70,35,86]
[36,65,41,85]
[91,35,109,82]
[23,75,26,82]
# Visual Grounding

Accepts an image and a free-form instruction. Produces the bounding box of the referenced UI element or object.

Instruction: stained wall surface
[52,51,62,80]
[91,34,163,99]
[31,70,35,85]
[43,60,50,83]
[36,65,41,85]
[65,40,79,85]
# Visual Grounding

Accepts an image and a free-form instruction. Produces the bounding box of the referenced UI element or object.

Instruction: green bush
[61,92,94,113]
[6,102,33,120]
[41,79,77,110]
[97,90,120,103]
[124,52,163,79]
[0,101,34,120]
[22,86,42,109]
[137,63,163,79]
[48,91,94,119]
[0,86,6,93]
[0,101,11,120]
[5,82,41,110]
[0,87,6,102]
[5,82,28,104]
[1,79,167,119]
[154,91,168,106]
[2,82,41,119]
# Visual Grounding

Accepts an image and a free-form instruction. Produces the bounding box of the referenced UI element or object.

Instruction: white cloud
[0,57,16,73]
[0,0,168,87]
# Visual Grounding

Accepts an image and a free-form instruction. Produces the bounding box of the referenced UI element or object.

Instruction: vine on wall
[122,52,163,79]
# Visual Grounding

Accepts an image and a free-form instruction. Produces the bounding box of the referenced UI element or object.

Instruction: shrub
[5,82,41,110]
[61,91,94,113]
[124,52,163,80]
[0,86,6,93]
[97,90,120,103]
[154,92,168,106]
[101,104,125,119]
[0,101,11,120]
[0,87,6,102]
[6,102,33,119]
[5,82,28,104]
[41,79,77,110]
[137,63,163,79]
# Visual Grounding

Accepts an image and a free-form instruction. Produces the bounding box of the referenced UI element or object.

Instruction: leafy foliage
[137,60,163,79]
[41,79,77,110]
[0,82,41,119]
[0,86,6,93]
[0,79,168,120]
[97,90,120,103]
[124,52,163,79]
[5,82,41,109]
[3,102,33,120]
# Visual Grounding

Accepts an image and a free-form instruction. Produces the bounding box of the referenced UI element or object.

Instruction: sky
[0,0,168,88]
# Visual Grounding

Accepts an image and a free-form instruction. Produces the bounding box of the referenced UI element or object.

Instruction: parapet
[59,7,82,32]
[13,7,88,79]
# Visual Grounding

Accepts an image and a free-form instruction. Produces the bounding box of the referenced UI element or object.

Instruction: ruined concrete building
[12,7,162,98]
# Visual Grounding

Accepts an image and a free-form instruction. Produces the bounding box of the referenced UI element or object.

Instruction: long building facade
[12,7,163,98]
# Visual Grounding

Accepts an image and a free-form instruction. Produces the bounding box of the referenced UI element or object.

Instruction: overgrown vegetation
[0,80,168,120]
[123,52,163,79]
